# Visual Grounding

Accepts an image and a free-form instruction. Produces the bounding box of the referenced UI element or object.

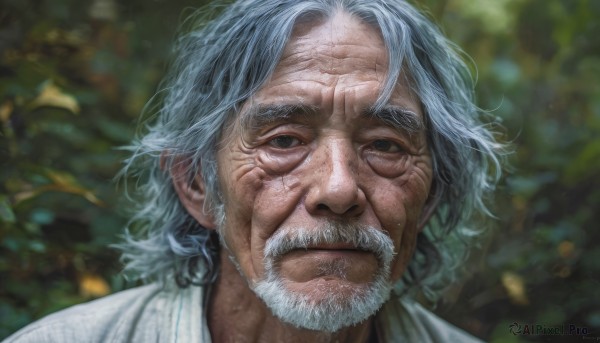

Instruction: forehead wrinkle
[279,41,388,76]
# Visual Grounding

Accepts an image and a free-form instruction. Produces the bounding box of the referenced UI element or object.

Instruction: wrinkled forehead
[222,9,423,140]
[279,11,389,77]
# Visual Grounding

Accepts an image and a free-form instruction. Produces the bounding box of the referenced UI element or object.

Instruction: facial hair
[250,222,396,332]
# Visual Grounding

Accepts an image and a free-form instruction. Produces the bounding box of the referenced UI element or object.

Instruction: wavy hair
[117,0,505,298]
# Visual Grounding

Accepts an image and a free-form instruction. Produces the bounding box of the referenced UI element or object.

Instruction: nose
[305,138,366,217]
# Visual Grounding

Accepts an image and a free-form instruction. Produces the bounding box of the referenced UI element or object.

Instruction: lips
[293,248,373,261]
[288,245,373,260]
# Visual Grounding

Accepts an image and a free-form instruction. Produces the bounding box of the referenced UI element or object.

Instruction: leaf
[78,274,111,298]
[89,0,118,21]
[46,170,104,206]
[13,170,104,206]
[29,81,80,114]
[501,271,529,306]
[0,196,16,223]
[557,240,575,259]
[0,101,13,124]
[29,208,55,225]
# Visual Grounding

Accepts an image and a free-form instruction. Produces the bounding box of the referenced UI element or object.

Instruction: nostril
[317,204,329,211]
[315,203,360,215]
[346,205,359,214]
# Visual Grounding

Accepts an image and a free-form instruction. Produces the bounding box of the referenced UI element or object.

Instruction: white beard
[250,222,396,332]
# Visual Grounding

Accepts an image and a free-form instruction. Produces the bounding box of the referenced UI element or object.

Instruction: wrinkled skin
[178,11,434,343]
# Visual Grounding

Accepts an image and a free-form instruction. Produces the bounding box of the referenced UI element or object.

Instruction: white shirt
[4,282,483,342]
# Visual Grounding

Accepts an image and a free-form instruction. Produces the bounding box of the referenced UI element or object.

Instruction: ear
[417,185,440,232]
[167,156,217,230]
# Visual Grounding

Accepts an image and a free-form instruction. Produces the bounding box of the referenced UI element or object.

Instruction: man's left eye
[371,139,402,153]
[269,135,302,149]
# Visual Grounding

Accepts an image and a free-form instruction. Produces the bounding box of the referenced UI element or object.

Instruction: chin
[252,265,393,332]
[287,276,375,302]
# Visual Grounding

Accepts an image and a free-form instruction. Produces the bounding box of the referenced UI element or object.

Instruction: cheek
[219,160,305,281]
[252,175,304,238]
[217,164,263,274]
[249,147,312,240]
[220,161,264,225]
[366,183,419,282]
[251,175,306,280]
[363,157,432,281]
[364,155,432,227]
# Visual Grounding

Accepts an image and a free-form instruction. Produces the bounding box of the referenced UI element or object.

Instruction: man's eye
[269,135,301,149]
[371,139,402,153]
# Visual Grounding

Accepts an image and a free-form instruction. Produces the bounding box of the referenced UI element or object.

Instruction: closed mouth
[295,244,372,254]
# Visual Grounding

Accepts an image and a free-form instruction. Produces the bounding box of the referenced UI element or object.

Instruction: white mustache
[264,222,396,265]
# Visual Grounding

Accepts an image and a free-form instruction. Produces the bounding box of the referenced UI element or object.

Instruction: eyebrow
[241,104,318,131]
[240,103,424,133]
[361,105,424,133]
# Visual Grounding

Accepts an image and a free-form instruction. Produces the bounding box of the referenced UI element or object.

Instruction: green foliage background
[1,0,598,341]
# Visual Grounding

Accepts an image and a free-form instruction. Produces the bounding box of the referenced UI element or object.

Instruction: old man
[6,0,503,342]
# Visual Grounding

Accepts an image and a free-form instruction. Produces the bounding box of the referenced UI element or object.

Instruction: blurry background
[1,0,598,341]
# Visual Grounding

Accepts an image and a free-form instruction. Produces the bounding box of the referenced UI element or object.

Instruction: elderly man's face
[214,12,432,328]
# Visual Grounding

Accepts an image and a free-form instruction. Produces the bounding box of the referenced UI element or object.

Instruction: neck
[207,251,376,343]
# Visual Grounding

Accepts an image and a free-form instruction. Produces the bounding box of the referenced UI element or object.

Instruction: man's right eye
[268,135,302,149]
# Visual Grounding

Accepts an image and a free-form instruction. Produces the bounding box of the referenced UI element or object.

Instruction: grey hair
[117,0,505,298]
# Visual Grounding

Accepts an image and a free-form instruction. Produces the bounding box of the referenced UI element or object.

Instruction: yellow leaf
[79,274,111,298]
[46,169,77,187]
[558,241,575,259]
[13,170,105,207]
[83,191,103,206]
[0,101,13,123]
[30,81,80,114]
[45,170,105,206]
[501,271,529,306]
[13,190,39,204]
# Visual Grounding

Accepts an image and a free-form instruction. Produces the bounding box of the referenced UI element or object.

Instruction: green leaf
[0,196,16,223]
